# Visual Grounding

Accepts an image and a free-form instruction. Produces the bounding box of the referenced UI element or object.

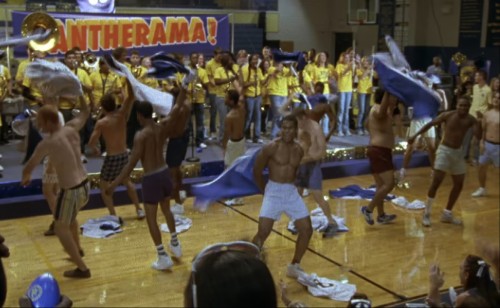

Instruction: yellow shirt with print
[241,66,264,97]
[311,65,332,94]
[356,69,376,94]
[15,59,30,84]
[187,67,209,103]
[22,76,43,107]
[206,58,221,95]
[267,66,289,97]
[59,68,92,109]
[214,65,238,98]
[336,63,353,92]
[89,71,123,107]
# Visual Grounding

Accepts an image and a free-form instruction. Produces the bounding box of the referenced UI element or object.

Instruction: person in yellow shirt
[311,52,335,135]
[241,53,265,143]
[260,59,271,135]
[205,47,223,140]
[356,57,375,135]
[130,50,147,81]
[186,52,209,148]
[15,47,33,89]
[89,59,123,114]
[267,62,289,139]
[463,70,491,163]
[140,57,160,90]
[214,52,239,141]
[0,59,13,144]
[335,52,355,136]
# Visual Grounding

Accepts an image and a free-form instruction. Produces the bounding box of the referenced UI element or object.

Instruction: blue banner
[12,11,230,58]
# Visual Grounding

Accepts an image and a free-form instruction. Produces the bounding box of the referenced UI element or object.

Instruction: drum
[2,96,25,115]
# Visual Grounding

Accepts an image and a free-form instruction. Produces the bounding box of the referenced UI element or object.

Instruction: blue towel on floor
[329,185,395,201]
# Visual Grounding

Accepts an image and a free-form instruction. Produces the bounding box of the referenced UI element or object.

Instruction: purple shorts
[142,166,173,204]
[295,161,323,190]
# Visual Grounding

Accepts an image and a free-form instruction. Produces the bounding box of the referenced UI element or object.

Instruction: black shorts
[166,129,190,167]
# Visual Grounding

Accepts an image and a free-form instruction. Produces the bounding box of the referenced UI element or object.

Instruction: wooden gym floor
[1,166,498,307]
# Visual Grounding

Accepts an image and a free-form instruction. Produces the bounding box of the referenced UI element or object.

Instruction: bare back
[266,140,304,183]
[44,127,87,188]
[136,124,168,174]
[98,112,127,155]
[368,104,395,149]
[483,109,499,143]
[225,104,246,141]
[299,118,326,161]
[441,111,477,148]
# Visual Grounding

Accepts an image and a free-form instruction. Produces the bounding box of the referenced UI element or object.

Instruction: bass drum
[11,110,34,136]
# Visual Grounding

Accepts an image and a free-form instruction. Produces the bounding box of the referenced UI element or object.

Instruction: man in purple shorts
[107,84,191,271]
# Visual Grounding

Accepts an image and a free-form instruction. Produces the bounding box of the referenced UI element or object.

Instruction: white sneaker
[137,209,145,219]
[233,198,244,205]
[286,263,305,278]
[440,211,462,225]
[422,212,431,227]
[344,131,352,136]
[471,187,486,197]
[171,203,185,215]
[399,169,406,182]
[151,255,173,270]
[363,129,370,135]
[199,143,207,149]
[101,151,107,157]
[80,155,88,163]
[256,139,264,144]
[302,189,310,197]
[169,242,182,258]
[337,132,344,137]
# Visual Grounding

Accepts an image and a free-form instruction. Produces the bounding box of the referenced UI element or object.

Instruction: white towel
[81,215,122,238]
[288,207,349,234]
[297,272,356,302]
[391,196,425,210]
[160,215,192,233]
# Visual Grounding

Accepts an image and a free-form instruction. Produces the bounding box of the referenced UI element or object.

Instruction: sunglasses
[191,241,261,307]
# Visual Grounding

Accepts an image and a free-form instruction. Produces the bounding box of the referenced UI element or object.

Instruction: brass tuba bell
[0,12,59,51]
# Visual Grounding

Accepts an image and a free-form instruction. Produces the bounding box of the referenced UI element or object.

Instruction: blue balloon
[27,273,60,308]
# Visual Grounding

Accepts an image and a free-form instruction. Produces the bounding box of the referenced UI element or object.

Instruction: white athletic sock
[156,244,167,256]
[426,197,434,214]
[443,209,452,215]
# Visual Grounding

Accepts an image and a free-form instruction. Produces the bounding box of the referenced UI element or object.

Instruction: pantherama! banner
[12,11,230,57]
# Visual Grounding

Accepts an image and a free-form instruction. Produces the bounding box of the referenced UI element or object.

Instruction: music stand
[185,117,200,163]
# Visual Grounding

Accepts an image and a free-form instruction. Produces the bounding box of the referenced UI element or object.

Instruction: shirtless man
[471,91,499,197]
[22,96,91,278]
[360,90,398,225]
[408,96,481,227]
[87,80,144,219]
[252,115,313,278]
[294,109,338,237]
[222,88,246,205]
[106,85,191,271]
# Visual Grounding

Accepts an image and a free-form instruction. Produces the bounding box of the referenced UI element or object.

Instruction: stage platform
[0,134,430,220]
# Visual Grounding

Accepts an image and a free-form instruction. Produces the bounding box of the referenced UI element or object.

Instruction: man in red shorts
[361,89,398,225]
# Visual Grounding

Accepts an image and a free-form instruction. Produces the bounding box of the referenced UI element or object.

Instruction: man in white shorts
[408,97,481,227]
[471,91,499,197]
[400,116,436,181]
[252,114,313,278]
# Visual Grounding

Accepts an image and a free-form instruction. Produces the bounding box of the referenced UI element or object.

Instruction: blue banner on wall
[458,0,484,47]
[486,0,500,47]
[12,11,230,58]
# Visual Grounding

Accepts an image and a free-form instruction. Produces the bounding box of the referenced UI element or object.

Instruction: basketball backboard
[348,0,378,25]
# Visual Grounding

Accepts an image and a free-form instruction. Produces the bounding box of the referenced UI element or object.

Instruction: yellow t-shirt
[141,76,160,89]
[356,69,377,94]
[336,63,353,92]
[59,68,92,109]
[206,58,221,95]
[187,67,209,103]
[470,84,491,117]
[241,66,264,97]
[131,65,148,80]
[267,66,289,97]
[89,71,123,107]
[288,74,304,103]
[311,65,332,94]
[214,66,238,98]
[15,59,30,84]
[1,65,11,100]
[22,76,42,107]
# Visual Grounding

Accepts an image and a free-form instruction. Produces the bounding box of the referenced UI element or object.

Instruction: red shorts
[367,146,394,174]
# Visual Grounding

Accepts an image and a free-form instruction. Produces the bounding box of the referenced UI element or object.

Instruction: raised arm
[279,93,295,116]
[118,79,135,120]
[66,95,90,131]
[160,85,190,138]
[373,92,396,120]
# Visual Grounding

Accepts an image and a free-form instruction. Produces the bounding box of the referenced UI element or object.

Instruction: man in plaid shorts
[88,80,144,219]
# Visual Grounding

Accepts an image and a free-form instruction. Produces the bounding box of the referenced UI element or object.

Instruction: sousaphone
[0,12,59,51]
